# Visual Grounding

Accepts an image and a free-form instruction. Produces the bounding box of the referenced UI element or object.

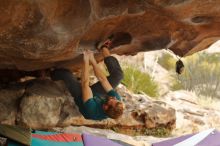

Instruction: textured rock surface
[1,0,220,72]
[132,101,175,129]
[164,90,220,135]
[0,85,25,124]
[19,80,66,129]
[0,78,220,136]
[0,79,176,134]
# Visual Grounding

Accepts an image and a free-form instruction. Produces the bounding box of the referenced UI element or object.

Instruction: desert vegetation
[122,65,159,98]
[158,52,220,99]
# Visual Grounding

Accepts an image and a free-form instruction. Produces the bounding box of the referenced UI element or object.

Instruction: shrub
[158,52,177,71]
[122,65,159,97]
[172,53,220,99]
[158,51,220,99]
[171,79,184,91]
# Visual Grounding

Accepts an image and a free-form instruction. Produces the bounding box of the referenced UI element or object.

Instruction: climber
[50,33,131,120]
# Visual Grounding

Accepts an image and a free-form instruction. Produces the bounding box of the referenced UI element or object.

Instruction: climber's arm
[81,51,93,103]
[89,52,113,92]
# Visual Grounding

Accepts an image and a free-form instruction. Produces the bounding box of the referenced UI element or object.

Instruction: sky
[205,40,220,53]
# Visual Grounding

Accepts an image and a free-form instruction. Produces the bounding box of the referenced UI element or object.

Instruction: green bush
[158,52,177,71]
[171,79,184,91]
[122,65,159,97]
[142,127,171,137]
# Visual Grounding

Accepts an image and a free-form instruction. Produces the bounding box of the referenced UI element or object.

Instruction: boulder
[1,0,220,72]
[164,90,220,135]
[19,80,67,129]
[0,79,176,135]
[0,85,25,124]
[131,101,175,129]
[1,80,220,136]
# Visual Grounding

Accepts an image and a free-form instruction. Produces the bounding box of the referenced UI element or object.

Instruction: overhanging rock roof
[1,0,220,71]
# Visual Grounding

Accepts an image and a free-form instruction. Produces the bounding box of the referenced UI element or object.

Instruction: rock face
[1,78,220,136]
[164,90,220,135]
[19,80,66,129]
[0,85,25,124]
[1,0,220,72]
[0,79,175,135]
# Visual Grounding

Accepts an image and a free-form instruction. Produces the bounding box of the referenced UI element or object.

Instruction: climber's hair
[104,100,124,119]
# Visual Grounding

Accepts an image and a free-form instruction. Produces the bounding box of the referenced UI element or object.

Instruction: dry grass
[196,95,220,110]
